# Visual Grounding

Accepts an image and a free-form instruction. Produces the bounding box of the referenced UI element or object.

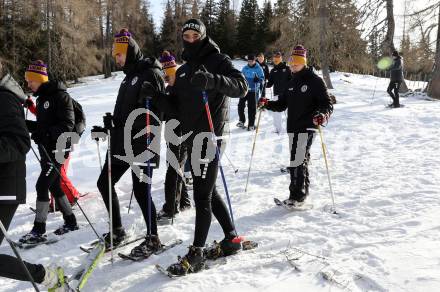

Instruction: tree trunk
[103,0,112,78]
[319,0,333,89]
[46,0,51,69]
[427,4,440,99]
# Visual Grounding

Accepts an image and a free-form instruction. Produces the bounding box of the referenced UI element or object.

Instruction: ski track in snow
[1,62,439,291]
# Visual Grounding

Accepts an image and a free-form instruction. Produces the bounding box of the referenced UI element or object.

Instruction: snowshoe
[247,126,256,131]
[204,236,244,260]
[19,231,47,245]
[236,121,246,129]
[166,245,206,276]
[54,223,79,235]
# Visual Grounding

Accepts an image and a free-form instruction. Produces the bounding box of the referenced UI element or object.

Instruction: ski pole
[96,140,103,172]
[102,113,114,264]
[370,74,379,104]
[244,108,263,193]
[0,219,41,292]
[145,99,152,236]
[223,152,238,174]
[202,90,235,227]
[317,126,337,214]
[127,189,134,214]
[37,145,102,241]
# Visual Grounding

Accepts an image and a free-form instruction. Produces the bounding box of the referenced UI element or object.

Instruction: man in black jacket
[257,52,270,99]
[143,19,248,275]
[387,50,404,108]
[95,29,165,257]
[20,60,79,243]
[259,45,333,207]
[266,52,291,133]
[0,60,65,291]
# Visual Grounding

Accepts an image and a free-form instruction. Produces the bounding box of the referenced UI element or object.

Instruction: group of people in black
[0,18,335,289]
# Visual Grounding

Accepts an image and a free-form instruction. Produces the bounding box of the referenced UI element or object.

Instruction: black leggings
[0,204,45,283]
[288,131,315,201]
[187,140,236,247]
[387,81,401,106]
[238,91,258,127]
[97,157,157,235]
[163,143,191,214]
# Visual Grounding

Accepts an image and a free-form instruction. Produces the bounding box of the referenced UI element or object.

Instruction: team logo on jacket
[180,73,186,78]
[132,76,138,85]
[301,85,308,93]
[43,101,50,109]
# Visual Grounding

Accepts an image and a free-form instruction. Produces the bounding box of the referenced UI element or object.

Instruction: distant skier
[266,51,291,133]
[0,60,64,290]
[256,52,270,99]
[20,60,79,243]
[259,45,333,207]
[95,29,165,256]
[143,19,248,276]
[238,54,265,131]
[387,50,404,108]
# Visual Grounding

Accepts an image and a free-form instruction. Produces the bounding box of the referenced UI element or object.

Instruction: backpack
[72,98,86,136]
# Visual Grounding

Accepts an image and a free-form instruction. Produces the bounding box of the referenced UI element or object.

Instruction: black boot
[167,245,205,276]
[205,235,243,260]
[54,214,79,235]
[130,234,162,258]
[103,227,127,248]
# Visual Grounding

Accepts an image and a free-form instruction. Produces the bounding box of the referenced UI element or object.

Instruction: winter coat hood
[123,37,145,74]
[0,74,27,103]
[34,80,67,98]
[182,37,221,64]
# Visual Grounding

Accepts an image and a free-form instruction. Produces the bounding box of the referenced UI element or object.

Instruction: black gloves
[140,81,157,101]
[190,66,216,91]
[253,75,260,83]
[103,113,113,130]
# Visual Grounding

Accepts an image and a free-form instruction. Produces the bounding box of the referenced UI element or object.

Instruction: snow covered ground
[1,61,440,292]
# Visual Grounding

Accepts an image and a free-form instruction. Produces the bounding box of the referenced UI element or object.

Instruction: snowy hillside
[1,61,440,292]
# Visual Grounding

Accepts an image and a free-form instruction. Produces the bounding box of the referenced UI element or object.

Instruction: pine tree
[215,0,237,57]
[201,0,217,38]
[236,0,259,56]
[256,0,274,54]
[160,0,177,55]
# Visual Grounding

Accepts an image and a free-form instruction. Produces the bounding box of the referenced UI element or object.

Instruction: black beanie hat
[247,54,256,61]
[392,50,399,57]
[182,19,207,40]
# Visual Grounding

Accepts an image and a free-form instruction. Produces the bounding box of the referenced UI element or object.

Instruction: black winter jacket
[389,56,404,82]
[266,67,333,132]
[111,38,165,167]
[0,75,30,204]
[155,37,248,141]
[34,81,75,157]
[266,62,291,96]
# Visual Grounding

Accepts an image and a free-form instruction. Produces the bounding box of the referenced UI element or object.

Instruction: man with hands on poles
[94,28,165,258]
[259,45,333,208]
[142,19,248,276]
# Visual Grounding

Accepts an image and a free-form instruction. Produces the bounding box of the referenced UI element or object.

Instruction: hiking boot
[103,227,127,249]
[236,121,245,128]
[130,234,162,258]
[167,245,205,276]
[205,236,243,260]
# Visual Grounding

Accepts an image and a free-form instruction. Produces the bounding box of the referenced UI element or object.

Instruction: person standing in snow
[259,45,333,207]
[24,96,81,210]
[256,52,270,99]
[19,60,79,243]
[157,50,191,222]
[238,54,265,131]
[386,50,404,108]
[94,29,165,256]
[0,60,66,290]
[266,52,291,133]
[143,19,248,275]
